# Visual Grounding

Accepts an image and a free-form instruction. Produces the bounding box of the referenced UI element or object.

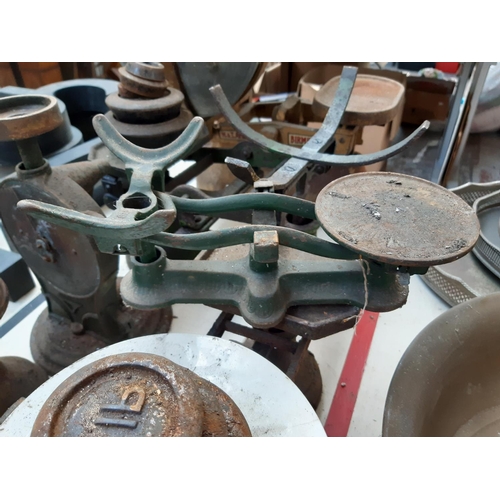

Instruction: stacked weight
[105,62,194,148]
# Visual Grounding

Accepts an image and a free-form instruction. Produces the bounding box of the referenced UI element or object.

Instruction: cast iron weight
[31,353,251,437]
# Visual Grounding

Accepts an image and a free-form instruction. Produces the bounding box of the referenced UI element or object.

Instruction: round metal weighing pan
[383,293,500,436]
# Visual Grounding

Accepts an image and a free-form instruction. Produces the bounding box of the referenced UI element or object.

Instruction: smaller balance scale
[0,67,481,437]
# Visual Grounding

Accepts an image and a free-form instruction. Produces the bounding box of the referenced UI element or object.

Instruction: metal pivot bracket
[18,114,206,258]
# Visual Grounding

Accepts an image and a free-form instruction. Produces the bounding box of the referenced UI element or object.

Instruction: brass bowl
[383,292,500,436]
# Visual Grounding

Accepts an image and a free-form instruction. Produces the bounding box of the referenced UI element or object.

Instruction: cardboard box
[0,63,17,86]
[254,63,376,95]
[17,62,62,88]
[297,64,407,171]
[354,124,392,172]
[254,63,290,94]
[402,76,455,124]
[298,64,406,136]
[290,63,374,93]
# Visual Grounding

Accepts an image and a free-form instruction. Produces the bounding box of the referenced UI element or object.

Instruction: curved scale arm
[17,199,176,239]
[92,114,205,169]
[146,224,357,261]
[17,190,317,241]
[171,192,317,220]
[305,65,356,150]
[17,195,356,261]
[209,84,429,167]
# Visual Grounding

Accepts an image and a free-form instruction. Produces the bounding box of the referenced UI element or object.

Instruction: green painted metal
[171,192,316,220]
[209,83,430,168]
[121,246,409,329]
[146,224,357,260]
[14,71,443,329]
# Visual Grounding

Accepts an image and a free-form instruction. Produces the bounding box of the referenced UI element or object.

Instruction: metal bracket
[209,73,429,169]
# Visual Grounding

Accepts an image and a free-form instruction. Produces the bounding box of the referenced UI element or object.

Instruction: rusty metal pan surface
[31,352,250,437]
[315,172,480,267]
[0,334,325,437]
